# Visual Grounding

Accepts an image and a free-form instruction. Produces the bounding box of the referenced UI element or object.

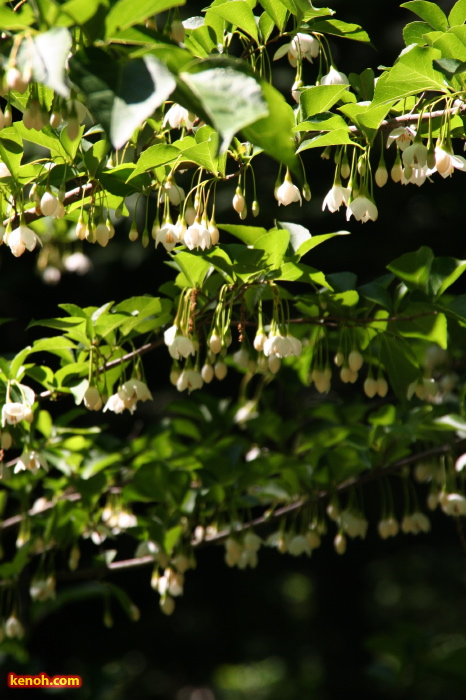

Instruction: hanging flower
[103,392,135,414]
[402,139,428,168]
[168,334,196,360]
[435,144,466,177]
[163,104,194,130]
[7,223,40,257]
[155,221,178,251]
[184,219,211,251]
[176,368,203,393]
[346,194,378,223]
[320,66,349,85]
[275,170,302,206]
[120,379,152,403]
[322,184,351,212]
[273,33,320,66]
[14,450,48,474]
[2,401,33,426]
[386,126,416,151]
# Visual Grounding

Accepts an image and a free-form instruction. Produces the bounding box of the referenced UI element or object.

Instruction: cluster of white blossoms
[30,574,56,602]
[101,503,137,533]
[149,547,196,616]
[1,220,42,257]
[14,450,48,474]
[385,127,466,187]
[82,378,151,414]
[224,531,262,569]
[0,614,25,641]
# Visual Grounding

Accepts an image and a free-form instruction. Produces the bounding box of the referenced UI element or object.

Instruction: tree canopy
[1,0,466,667]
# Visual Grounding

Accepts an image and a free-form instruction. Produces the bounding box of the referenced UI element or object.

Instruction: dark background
[3,1,466,698]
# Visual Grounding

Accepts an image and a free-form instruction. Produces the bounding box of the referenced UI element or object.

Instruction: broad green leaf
[431,27,466,61]
[69,48,176,150]
[449,0,466,25]
[181,66,268,151]
[339,102,394,136]
[309,18,371,43]
[349,68,375,101]
[59,0,101,25]
[173,251,212,287]
[276,261,329,288]
[259,11,275,42]
[395,303,447,347]
[293,112,349,133]
[105,0,185,37]
[429,256,466,298]
[0,129,23,179]
[297,129,357,152]
[83,139,110,178]
[209,1,259,42]
[387,246,434,293]
[218,224,268,245]
[403,20,432,45]
[401,1,448,31]
[0,5,33,30]
[300,84,351,119]
[129,144,180,180]
[31,336,77,353]
[253,229,290,270]
[17,27,72,98]
[359,277,394,311]
[259,0,288,31]
[242,81,298,172]
[372,46,448,106]
[185,25,217,57]
[276,221,311,254]
[296,231,350,258]
[203,247,235,283]
[13,122,70,160]
[379,335,420,400]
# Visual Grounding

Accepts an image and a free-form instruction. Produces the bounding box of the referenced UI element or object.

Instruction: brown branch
[19,437,463,586]
[4,181,95,228]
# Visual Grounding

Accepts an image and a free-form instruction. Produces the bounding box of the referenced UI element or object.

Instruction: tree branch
[19,437,462,585]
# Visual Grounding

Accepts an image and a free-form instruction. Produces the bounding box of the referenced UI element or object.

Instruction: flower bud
[232,187,245,213]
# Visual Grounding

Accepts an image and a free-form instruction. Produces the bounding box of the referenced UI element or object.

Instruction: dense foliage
[1,0,466,653]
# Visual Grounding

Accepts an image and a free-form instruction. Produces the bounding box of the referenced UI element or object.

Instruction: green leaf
[339,101,394,136]
[253,229,290,270]
[379,335,420,401]
[172,251,212,287]
[372,46,448,106]
[0,130,23,179]
[395,303,447,348]
[387,246,434,293]
[59,0,102,25]
[296,231,350,258]
[299,84,351,120]
[401,1,448,31]
[309,19,370,43]
[218,224,268,246]
[403,20,433,45]
[297,129,357,152]
[429,256,466,298]
[450,0,466,26]
[349,68,375,101]
[242,81,298,172]
[69,48,176,150]
[105,0,185,37]
[180,66,268,151]
[129,144,180,180]
[259,0,288,31]
[13,122,70,161]
[293,112,349,133]
[430,27,466,62]
[276,221,311,254]
[209,1,259,42]
[17,27,72,98]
